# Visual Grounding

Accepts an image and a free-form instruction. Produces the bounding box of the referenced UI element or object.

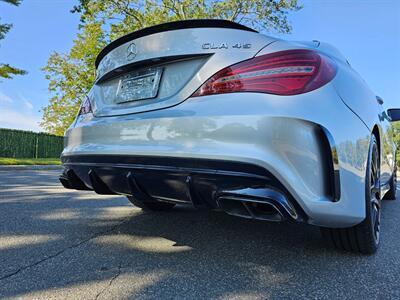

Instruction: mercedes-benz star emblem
[127,43,137,60]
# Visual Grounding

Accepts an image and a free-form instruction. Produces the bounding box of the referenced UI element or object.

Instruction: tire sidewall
[365,135,380,248]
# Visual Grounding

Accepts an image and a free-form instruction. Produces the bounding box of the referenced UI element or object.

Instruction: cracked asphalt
[1,169,400,299]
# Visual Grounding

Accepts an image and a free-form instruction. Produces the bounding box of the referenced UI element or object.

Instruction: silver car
[60,20,400,254]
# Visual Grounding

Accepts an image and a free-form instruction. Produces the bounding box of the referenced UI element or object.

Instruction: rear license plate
[115,67,163,104]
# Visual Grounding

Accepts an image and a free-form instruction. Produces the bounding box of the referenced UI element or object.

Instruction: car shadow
[0,170,399,299]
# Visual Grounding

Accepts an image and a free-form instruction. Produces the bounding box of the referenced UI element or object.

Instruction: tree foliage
[392,122,400,167]
[0,0,26,80]
[41,22,105,135]
[41,0,302,135]
[1,0,22,5]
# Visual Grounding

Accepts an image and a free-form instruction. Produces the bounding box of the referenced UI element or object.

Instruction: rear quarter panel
[332,62,395,184]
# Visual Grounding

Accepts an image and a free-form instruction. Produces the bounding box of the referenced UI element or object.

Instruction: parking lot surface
[1,169,400,299]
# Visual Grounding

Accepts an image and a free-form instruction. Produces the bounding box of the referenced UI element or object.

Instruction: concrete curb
[0,165,62,171]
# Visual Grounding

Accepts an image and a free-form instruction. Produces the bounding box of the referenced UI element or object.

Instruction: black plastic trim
[59,169,91,190]
[126,171,156,202]
[60,154,308,221]
[319,126,341,201]
[88,169,115,195]
[96,54,210,84]
[61,155,271,179]
[95,19,257,68]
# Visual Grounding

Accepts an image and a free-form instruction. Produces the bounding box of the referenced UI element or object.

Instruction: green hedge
[0,128,63,158]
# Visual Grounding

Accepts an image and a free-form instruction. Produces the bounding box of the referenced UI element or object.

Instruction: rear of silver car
[61,20,371,231]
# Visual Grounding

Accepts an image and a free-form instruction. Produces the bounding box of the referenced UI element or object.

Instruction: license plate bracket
[115,67,163,104]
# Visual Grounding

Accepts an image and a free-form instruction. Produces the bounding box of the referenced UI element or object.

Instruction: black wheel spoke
[369,145,381,244]
[370,182,380,197]
[320,136,383,254]
[371,161,376,178]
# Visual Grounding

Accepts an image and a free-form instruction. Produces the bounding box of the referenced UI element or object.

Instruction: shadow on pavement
[0,170,399,299]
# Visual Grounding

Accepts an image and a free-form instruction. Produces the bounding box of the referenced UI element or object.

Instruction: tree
[393,122,400,167]
[41,0,302,135]
[41,22,105,136]
[0,0,27,79]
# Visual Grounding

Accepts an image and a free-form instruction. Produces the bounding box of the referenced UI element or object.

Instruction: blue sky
[0,0,399,132]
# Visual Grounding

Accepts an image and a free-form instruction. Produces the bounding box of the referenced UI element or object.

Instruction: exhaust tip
[218,197,284,222]
[216,187,298,222]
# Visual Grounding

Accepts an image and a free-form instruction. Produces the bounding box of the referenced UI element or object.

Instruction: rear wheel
[321,135,381,254]
[127,196,176,211]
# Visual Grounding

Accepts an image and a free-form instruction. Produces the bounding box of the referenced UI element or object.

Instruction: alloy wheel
[369,144,381,245]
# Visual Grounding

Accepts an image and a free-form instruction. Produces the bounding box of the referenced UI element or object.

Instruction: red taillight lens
[78,97,92,115]
[192,49,337,97]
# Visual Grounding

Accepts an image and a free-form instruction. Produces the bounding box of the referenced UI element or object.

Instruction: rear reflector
[191,49,337,97]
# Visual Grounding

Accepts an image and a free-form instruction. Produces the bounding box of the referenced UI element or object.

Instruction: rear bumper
[62,86,370,227]
[60,155,307,222]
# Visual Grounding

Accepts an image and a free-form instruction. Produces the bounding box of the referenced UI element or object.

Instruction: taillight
[192,49,337,97]
[78,97,92,115]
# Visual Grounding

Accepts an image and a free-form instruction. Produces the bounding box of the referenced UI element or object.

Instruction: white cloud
[24,100,34,110]
[20,96,34,110]
[0,91,42,132]
[0,91,13,104]
[0,90,41,131]
[0,107,41,132]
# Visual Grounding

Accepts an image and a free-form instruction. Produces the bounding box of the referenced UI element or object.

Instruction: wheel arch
[372,125,381,155]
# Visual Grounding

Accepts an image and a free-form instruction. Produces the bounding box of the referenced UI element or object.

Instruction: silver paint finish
[126,42,137,60]
[65,82,370,227]
[63,27,398,228]
[93,56,208,116]
[93,28,275,117]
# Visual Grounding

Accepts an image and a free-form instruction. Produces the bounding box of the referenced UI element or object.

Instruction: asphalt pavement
[1,169,400,299]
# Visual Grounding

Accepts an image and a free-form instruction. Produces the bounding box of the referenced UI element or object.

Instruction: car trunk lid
[92,20,276,117]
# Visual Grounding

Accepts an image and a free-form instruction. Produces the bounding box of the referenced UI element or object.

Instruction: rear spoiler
[95,19,258,68]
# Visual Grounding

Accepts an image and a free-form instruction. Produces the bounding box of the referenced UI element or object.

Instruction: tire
[320,135,381,254]
[383,163,397,200]
[126,196,176,211]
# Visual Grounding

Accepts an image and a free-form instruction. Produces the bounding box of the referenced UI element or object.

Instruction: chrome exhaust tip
[216,187,298,222]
